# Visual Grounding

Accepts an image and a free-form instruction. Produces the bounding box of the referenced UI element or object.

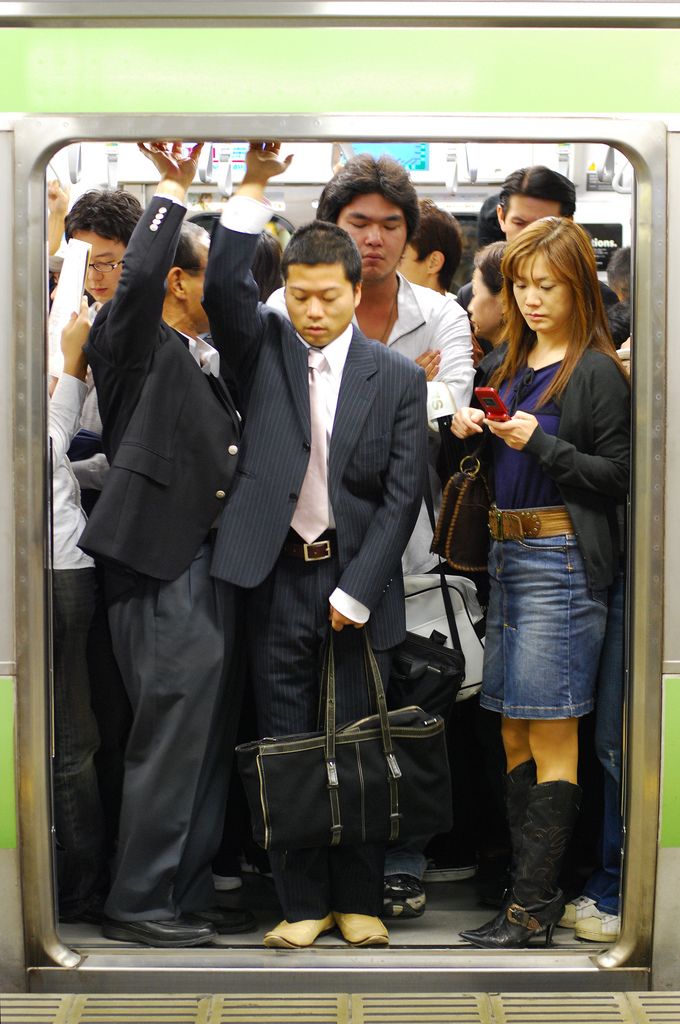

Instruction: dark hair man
[457,165,617,310]
[203,142,428,950]
[266,153,474,919]
[606,245,630,303]
[399,198,463,294]
[309,153,472,405]
[269,153,472,420]
[497,165,576,235]
[65,189,143,306]
[78,142,253,947]
[268,152,473,551]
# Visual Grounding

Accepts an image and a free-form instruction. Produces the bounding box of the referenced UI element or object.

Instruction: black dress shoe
[101,915,217,947]
[185,906,256,934]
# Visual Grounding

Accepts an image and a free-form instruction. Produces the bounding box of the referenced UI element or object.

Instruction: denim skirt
[480,535,607,719]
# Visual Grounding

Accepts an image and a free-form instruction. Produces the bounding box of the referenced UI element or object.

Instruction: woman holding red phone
[451,217,630,949]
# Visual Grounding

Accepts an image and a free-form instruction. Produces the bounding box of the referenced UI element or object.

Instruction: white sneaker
[575,913,620,942]
[213,872,243,892]
[557,895,597,928]
[423,860,478,882]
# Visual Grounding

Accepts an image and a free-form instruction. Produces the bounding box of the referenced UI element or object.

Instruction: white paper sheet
[48,238,92,378]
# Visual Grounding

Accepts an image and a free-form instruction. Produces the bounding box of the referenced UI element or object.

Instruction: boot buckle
[507,903,541,932]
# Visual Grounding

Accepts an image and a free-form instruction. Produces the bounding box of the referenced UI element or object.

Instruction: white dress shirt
[49,373,95,571]
[220,195,370,624]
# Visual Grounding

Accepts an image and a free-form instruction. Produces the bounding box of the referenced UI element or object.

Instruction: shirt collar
[177,329,221,377]
[349,273,426,343]
[389,272,427,340]
[296,322,353,378]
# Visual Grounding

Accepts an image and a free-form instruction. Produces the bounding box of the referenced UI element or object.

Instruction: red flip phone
[474,386,511,422]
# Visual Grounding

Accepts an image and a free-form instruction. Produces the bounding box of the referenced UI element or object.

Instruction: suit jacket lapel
[169,325,242,434]
[330,331,378,483]
[281,328,312,436]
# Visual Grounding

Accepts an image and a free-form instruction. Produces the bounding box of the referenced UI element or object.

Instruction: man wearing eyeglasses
[65,189,142,306]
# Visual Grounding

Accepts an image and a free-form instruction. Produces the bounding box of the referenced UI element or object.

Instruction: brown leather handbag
[431,447,492,572]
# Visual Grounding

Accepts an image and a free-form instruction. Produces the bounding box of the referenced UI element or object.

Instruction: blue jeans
[583,571,624,915]
[52,568,108,917]
[384,840,428,880]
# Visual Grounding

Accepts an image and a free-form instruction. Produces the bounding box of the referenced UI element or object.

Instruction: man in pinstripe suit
[204,142,428,949]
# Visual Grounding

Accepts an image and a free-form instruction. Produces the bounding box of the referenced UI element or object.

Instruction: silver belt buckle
[303,539,331,562]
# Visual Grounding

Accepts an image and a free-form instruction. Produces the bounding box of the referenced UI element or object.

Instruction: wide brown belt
[281,531,336,562]
[488,505,574,541]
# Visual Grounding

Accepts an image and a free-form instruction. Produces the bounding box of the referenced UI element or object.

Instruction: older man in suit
[79,142,253,947]
[203,142,428,949]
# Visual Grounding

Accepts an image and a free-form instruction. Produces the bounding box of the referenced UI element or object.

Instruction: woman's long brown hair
[489,217,628,405]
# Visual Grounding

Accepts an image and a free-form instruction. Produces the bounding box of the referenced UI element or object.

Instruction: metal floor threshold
[3,992,680,1024]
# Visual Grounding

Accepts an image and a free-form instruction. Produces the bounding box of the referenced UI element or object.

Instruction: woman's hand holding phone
[486,409,538,450]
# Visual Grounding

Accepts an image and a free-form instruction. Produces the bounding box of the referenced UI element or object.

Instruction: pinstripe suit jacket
[204,224,428,649]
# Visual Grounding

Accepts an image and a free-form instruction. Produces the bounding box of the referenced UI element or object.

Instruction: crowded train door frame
[12,113,664,992]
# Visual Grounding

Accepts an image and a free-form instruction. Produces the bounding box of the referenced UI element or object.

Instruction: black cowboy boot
[460,759,536,943]
[463,780,582,949]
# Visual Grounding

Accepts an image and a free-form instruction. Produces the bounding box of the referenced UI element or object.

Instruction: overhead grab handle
[67,144,82,184]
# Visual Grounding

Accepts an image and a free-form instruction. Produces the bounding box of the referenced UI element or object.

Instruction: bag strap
[362,635,402,842]
[321,638,343,846]
[321,631,403,844]
[423,479,463,652]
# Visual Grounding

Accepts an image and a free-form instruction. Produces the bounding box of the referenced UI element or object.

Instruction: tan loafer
[333,912,389,947]
[263,913,335,948]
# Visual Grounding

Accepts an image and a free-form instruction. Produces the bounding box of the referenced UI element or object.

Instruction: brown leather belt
[488,505,574,541]
[282,531,336,562]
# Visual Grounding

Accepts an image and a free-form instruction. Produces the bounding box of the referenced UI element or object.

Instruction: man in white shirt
[268,155,474,576]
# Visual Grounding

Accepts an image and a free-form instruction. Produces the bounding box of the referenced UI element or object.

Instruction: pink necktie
[291,347,330,543]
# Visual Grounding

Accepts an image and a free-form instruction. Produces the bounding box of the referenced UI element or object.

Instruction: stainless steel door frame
[12,113,665,986]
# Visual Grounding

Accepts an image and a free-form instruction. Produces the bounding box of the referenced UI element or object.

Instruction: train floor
[9,876,657,1024]
[57,872,597,950]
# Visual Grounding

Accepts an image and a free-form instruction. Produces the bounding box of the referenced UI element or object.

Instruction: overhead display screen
[351,142,430,172]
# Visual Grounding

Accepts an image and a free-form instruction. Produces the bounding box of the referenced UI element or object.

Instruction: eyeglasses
[88,259,124,274]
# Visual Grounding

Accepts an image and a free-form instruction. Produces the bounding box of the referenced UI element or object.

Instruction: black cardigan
[476,346,630,591]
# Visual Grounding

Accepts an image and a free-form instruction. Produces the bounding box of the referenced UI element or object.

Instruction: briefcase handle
[321,633,402,844]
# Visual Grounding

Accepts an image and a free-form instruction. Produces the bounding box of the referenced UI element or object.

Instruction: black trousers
[247,550,392,922]
[104,539,239,921]
[52,567,108,917]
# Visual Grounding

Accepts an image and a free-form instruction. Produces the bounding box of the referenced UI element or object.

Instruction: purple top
[492,363,563,509]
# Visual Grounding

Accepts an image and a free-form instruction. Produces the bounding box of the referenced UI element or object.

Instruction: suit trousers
[105,538,238,921]
[247,548,392,922]
[52,567,109,918]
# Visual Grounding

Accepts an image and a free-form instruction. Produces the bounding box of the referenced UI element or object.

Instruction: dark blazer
[476,344,630,591]
[204,223,428,650]
[79,196,241,581]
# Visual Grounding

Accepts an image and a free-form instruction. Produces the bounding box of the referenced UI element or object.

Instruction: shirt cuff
[155,191,187,209]
[220,194,273,235]
[427,380,457,421]
[51,373,88,412]
[329,587,371,625]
